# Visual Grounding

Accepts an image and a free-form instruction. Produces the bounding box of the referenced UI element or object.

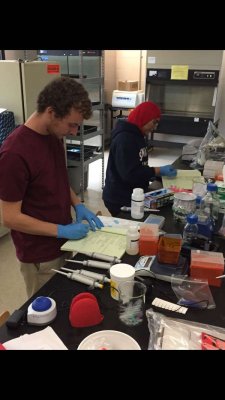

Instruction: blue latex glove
[159,165,177,177]
[57,223,89,240]
[74,204,104,231]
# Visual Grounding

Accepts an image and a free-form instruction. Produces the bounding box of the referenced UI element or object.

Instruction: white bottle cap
[128,225,139,233]
[133,188,144,195]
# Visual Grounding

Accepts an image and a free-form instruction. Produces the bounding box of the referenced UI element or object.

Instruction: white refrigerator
[0,60,61,125]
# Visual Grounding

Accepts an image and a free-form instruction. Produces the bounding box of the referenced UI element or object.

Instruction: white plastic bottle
[131,188,144,219]
[202,183,220,221]
[126,225,140,255]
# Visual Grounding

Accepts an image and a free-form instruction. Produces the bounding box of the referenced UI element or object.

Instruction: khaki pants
[19,252,72,299]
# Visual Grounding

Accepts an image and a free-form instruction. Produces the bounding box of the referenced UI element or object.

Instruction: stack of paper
[61,216,143,258]
[3,327,67,350]
[162,169,201,190]
[61,230,126,259]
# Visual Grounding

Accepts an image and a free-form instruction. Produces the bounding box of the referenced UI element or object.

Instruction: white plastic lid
[133,188,144,195]
[174,192,196,201]
[110,263,135,279]
[128,225,139,233]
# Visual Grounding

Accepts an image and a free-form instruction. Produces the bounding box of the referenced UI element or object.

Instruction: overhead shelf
[66,128,104,142]
[67,153,103,167]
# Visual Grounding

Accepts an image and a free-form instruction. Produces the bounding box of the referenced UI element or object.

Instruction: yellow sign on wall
[171,65,189,80]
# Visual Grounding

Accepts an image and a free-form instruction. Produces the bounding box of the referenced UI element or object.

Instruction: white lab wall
[104,50,147,139]
[104,50,117,104]
[115,50,147,91]
[104,50,147,101]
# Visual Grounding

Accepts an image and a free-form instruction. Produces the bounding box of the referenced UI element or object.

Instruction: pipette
[82,252,121,264]
[120,206,159,212]
[61,267,111,283]
[51,269,103,289]
[65,258,111,269]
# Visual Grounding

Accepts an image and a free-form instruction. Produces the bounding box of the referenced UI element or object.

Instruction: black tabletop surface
[0,252,150,350]
[1,157,225,349]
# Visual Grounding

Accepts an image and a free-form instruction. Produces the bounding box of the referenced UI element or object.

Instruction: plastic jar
[126,225,140,255]
[131,188,144,219]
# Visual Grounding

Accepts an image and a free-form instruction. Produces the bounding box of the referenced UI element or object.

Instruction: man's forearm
[70,187,81,207]
[3,212,58,237]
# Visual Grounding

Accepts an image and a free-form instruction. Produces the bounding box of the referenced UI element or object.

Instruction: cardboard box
[118,80,139,91]
[144,189,174,209]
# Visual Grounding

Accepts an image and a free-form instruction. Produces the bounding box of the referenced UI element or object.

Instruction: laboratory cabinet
[145,50,223,147]
[0,60,61,125]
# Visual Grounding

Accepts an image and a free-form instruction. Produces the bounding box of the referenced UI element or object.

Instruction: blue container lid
[196,195,202,204]
[206,183,217,192]
[186,214,198,224]
[32,296,52,312]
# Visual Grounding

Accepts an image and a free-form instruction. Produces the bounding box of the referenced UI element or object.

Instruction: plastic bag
[146,308,225,350]
[218,214,225,236]
[171,275,216,310]
[191,121,225,168]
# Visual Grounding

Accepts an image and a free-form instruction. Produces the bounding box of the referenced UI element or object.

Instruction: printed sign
[47,64,60,74]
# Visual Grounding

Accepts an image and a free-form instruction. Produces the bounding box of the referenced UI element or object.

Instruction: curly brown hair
[37,76,92,119]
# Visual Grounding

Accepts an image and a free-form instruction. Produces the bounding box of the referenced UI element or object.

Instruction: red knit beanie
[128,101,161,130]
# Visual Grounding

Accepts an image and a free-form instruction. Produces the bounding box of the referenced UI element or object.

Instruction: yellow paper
[171,65,188,80]
[162,169,201,190]
[61,229,126,259]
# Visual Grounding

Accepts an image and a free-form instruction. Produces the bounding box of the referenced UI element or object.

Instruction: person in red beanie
[103,101,177,216]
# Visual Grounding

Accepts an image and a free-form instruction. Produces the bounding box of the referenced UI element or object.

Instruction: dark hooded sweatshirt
[103,120,156,207]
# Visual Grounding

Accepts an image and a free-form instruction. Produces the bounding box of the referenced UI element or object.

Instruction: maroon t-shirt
[0,125,72,262]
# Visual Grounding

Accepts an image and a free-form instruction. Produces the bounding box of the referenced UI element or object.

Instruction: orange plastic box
[157,234,182,264]
[190,250,224,287]
[139,224,159,256]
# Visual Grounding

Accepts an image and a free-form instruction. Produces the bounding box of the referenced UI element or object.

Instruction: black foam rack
[67,145,97,160]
